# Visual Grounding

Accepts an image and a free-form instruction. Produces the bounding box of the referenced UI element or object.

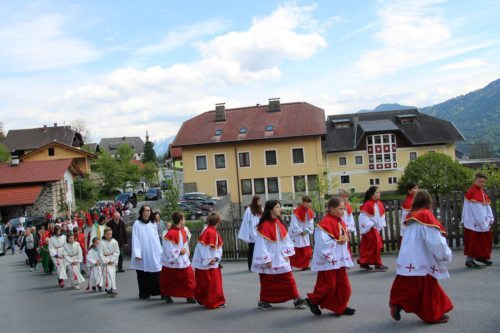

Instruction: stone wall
[26,181,67,217]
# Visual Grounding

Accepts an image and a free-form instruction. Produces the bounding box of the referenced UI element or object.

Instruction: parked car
[8,216,46,228]
[145,188,163,201]
[114,181,149,196]
[178,202,205,220]
[179,200,214,213]
[96,200,115,209]
[180,192,219,206]
[0,227,6,256]
[115,192,138,208]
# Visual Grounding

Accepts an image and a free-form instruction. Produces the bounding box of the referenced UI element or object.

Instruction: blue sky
[0,0,499,143]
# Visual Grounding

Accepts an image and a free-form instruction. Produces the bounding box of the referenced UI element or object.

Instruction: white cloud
[439,58,486,71]
[357,0,492,76]
[0,14,100,73]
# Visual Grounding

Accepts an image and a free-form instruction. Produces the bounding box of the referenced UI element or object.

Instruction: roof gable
[172,102,326,147]
[0,159,79,185]
[4,126,81,152]
[99,137,145,154]
[21,141,97,161]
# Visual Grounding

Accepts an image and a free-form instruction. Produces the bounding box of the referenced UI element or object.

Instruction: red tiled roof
[0,185,43,207]
[0,159,73,185]
[170,147,182,158]
[171,102,326,147]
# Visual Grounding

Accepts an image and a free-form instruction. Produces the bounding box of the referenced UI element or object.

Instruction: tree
[70,119,91,143]
[142,134,157,164]
[0,144,10,163]
[478,164,500,189]
[161,179,180,222]
[93,150,123,194]
[117,144,141,190]
[142,162,158,184]
[74,174,98,201]
[0,121,5,141]
[398,152,472,195]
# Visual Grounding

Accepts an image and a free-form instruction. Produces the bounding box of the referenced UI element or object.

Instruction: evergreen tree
[142,132,157,164]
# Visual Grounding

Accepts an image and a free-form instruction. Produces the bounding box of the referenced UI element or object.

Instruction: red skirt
[160,266,195,298]
[357,228,383,266]
[307,268,351,314]
[289,246,312,269]
[259,272,299,303]
[464,229,492,260]
[390,275,453,323]
[194,268,225,309]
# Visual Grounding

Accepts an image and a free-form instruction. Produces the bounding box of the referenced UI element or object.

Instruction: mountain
[358,103,416,113]
[153,135,176,156]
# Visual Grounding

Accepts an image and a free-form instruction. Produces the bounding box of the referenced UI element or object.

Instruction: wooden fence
[185,189,499,259]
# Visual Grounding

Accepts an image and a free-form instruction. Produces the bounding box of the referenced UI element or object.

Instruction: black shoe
[98,287,103,292]
[80,270,86,275]
[475,258,493,266]
[186,298,196,304]
[92,287,96,292]
[118,269,125,273]
[374,265,388,271]
[465,261,481,269]
[258,301,272,310]
[304,298,322,316]
[293,298,306,309]
[109,290,118,297]
[164,296,173,303]
[390,305,401,321]
[359,264,373,270]
[343,307,355,316]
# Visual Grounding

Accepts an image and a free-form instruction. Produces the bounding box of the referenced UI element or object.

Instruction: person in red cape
[192,212,226,309]
[461,173,494,268]
[390,190,453,324]
[159,211,196,304]
[399,182,418,248]
[288,196,314,270]
[251,200,305,310]
[357,186,388,271]
[305,197,355,316]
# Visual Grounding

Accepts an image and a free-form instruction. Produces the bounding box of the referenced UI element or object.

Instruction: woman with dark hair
[131,205,162,299]
[400,182,418,239]
[305,197,355,316]
[357,186,388,271]
[390,190,453,324]
[252,200,305,310]
[238,195,263,271]
[49,225,67,287]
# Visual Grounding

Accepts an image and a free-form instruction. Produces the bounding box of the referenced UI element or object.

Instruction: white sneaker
[74,285,80,290]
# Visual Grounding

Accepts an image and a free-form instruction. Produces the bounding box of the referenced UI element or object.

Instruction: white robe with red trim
[462,200,494,232]
[63,242,85,284]
[251,226,295,275]
[359,204,386,234]
[161,229,191,269]
[288,215,314,248]
[86,248,103,288]
[99,238,120,290]
[311,227,353,271]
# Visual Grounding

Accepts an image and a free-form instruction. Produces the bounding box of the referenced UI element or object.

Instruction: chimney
[10,156,20,167]
[268,98,281,112]
[215,103,226,122]
[42,125,48,132]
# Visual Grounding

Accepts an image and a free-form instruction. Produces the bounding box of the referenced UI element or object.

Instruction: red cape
[164,226,187,245]
[401,194,414,210]
[198,225,223,248]
[293,205,314,222]
[360,199,385,217]
[465,185,491,205]
[345,202,353,215]
[317,213,347,240]
[404,209,446,236]
[257,218,288,242]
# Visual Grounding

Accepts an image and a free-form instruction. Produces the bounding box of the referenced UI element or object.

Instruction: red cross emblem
[324,254,331,260]
[332,259,337,265]
[273,267,279,272]
[430,266,438,274]
[474,222,481,228]
[260,266,265,271]
[406,264,415,272]
[284,249,292,255]
[361,224,366,229]
[169,261,175,265]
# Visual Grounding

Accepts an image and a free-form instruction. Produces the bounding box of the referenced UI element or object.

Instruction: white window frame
[215,179,228,197]
[213,153,227,170]
[355,155,363,165]
[241,179,253,195]
[409,151,418,161]
[266,177,280,194]
[264,149,278,166]
[195,154,208,171]
[238,151,251,168]
[388,176,398,184]
[291,147,305,165]
[338,156,348,167]
[369,178,380,186]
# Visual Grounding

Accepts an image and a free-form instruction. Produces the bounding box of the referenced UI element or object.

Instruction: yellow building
[323,110,464,193]
[171,100,326,204]
[21,141,96,174]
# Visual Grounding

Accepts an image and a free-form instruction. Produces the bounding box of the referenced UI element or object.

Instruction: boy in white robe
[63,234,85,290]
[86,237,103,292]
[99,228,120,297]
[49,226,67,288]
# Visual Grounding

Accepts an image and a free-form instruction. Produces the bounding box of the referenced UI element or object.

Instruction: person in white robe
[238,196,262,271]
[99,228,120,297]
[63,234,85,290]
[86,237,103,292]
[49,225,67,288]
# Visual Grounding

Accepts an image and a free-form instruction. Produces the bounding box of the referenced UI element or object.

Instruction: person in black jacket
[5,222,18,255]
[107,212,129,272]
[20,228,39,271]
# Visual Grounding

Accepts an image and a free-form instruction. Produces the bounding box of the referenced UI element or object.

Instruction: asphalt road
[1,249,499,333]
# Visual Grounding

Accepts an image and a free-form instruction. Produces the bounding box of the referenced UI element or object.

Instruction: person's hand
[135,257,142,261]
[180,248,187,255]
[266,261,272,268]
[301,231,308,236]
[284,256,290,262]
[209,258,217,265]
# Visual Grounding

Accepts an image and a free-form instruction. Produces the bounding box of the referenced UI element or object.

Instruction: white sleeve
[288,215,303,236]
[422,226,452,264]
[98,246,109,264]
[359,213,375,234]
[238,208,252,242]
[111,241,120,264]
[77,244,83,263]
[315,228,336,262]
[307,218,314,234]
[195,243,213,267]
[131,222,142,259]
[86,251,98,266]
[163,240,180,260]
[253,235,272,265]
[48,239,56,257]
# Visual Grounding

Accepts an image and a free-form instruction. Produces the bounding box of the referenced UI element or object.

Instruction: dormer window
[397,114,416,124]
[331,118,351,129]
[265,125,273,132]
[214,129,222,136]
[239,128,247,134]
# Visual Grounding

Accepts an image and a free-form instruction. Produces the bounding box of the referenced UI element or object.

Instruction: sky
[0,0,499,144]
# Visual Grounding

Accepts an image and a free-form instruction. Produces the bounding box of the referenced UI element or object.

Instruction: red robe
[289,206,313,269]
[391,209,453,323]
[160,227,195,299]
[194,226,226,309]
[401,194,414,211]
[308,214,351,314]
[77,233,86,264]
[463,185,492,259]
[357,200,384,266]
[257,218,288,242]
